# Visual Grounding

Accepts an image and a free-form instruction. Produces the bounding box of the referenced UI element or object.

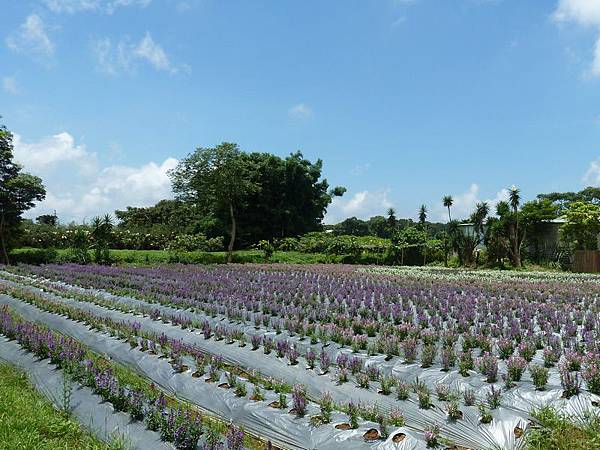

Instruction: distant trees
[115,200,213,237]
[169,144,345,262]
[332,217,370,236]
[365,215,389,239]
[537,187,600,212]
[0,122,45,264]
[36,213,58,227]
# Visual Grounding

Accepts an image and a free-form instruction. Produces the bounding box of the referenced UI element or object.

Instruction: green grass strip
[0,362,128,450]
[524,406,600,450]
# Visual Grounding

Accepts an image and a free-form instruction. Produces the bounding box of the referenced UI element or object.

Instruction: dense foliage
[169,144,345,259]
[0,123,45,264]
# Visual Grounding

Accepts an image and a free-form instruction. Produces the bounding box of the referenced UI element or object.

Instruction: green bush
[9,248,59,265]
[273,237,300,252]
[166,234,224,252]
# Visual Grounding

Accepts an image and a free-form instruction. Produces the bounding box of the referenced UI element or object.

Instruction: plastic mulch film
[0,293,427,450]
[5,275,600,449]
[0,335,173,450]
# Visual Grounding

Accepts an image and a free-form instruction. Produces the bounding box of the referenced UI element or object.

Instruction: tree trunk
[0,214,9,266]
[401,248,404,266]
[513,217,521,267]
[447,207,452,223]
[227,202,236,263]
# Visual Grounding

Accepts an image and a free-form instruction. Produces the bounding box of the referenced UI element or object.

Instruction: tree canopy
[537,187,600,211]
[561,201,600,251]
[168,144,345,260]
[0,123,46,264]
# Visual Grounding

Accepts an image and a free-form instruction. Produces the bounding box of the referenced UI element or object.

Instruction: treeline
[5,114,600,268]
[17,183,600,269]
[13,142,347,263]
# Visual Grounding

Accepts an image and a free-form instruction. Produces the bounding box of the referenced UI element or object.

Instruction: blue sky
[2,0,600,223]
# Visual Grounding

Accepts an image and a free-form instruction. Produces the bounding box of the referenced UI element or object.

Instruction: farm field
[1,263,599,450]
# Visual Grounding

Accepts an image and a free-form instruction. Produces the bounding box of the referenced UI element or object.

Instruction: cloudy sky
[2,0,600,223]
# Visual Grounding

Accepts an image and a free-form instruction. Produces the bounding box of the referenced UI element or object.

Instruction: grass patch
[0,362,125,450]
[525,406,600,450]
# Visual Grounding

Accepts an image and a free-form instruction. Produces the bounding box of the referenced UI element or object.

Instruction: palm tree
[386,207,397,232]
[470,202,489,267]
[509,186,522,267]
[443,195,453,222]
[418,204,427,224]
[471,201,489,246]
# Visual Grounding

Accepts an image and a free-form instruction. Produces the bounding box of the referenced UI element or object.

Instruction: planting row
[0,274,541,450]
[5,268,599,399]
[0,305,248,450]
[10,263,599,381]
[0,283,432,450]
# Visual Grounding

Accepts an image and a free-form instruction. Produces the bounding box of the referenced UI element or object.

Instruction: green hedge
[8,248,341,266]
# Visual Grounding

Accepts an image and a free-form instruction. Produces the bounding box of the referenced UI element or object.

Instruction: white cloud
[6,14,55,63]
[13,131,177,222]
[433,183,510,221]
[553,0,600,77]
[77,158,178,217]
[351,163,371,176]
[92,37,133,75]
[2,76,18,95]
[288,103,313,120]
[44,0,151,14]
[133,32,175,73]
[553,0,600,27]
[13,132,98,176]
[583,158,600,185]
[325,189,393,224]
[92,32,184,75]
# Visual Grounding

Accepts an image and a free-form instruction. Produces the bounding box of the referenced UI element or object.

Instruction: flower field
[1,264,599,449]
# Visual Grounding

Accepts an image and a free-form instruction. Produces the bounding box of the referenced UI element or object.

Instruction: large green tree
[0,123,46,264]
[238,151,345,244]
[170,143,258,263]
